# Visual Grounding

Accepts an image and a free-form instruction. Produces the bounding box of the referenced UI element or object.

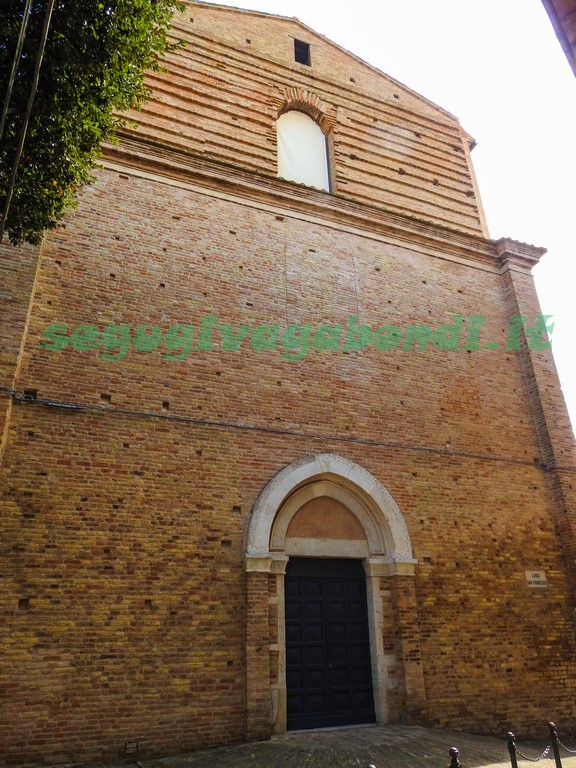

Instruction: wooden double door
[285,558,376,730]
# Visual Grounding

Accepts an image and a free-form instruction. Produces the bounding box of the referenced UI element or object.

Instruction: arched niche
[276,110,331,191]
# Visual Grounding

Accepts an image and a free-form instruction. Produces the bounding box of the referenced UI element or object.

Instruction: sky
[200,0,576,434]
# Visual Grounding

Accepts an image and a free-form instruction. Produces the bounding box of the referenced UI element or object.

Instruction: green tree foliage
[0,0,184,245]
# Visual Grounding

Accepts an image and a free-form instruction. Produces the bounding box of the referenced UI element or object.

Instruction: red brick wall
[1,164,575,763]
[122,2,486,236]
[1,3,575,763]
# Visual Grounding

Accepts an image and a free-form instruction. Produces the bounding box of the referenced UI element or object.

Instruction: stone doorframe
[245,454,425,741]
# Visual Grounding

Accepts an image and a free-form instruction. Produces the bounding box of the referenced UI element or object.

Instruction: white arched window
[276,110,330,191]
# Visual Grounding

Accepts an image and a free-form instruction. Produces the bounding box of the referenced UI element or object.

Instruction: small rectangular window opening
[294,39,311,66]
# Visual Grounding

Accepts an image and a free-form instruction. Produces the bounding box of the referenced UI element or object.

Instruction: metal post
[507,732,519,768]
[549,722,563,768]
[449,746,461,768]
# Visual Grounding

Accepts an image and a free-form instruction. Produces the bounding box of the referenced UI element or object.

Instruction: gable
[186,2,461,126]
[118,1,486,237]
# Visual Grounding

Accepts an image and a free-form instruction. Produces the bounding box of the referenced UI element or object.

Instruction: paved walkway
[125,724,576,768]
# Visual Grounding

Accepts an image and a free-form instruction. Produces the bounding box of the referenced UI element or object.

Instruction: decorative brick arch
[272,86,337,134]
[244,454,425,741]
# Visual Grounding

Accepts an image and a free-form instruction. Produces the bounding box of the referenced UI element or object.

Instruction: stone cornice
[102,137,543,275]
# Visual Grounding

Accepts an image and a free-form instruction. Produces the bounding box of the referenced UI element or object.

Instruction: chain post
[549,722,563,768]
[449,746,461,768]
[508,732,519,768]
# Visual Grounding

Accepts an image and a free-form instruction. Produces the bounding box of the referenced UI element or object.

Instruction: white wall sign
[525,571,548,588]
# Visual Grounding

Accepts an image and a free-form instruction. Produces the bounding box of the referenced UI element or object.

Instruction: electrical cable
[10,392,564,471]
[0,0,34,143]
[0,0,55,243]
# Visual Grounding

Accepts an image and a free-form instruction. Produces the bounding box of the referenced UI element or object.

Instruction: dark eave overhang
[542,0,576,76]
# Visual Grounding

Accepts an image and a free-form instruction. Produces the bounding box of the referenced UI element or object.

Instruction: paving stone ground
[98,725,576,768]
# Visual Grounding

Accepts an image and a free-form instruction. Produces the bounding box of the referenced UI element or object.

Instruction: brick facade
[1,2,576,764]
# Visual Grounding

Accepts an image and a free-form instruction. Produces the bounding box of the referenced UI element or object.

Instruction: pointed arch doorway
[285,555,375,730]
[245,454,424,740]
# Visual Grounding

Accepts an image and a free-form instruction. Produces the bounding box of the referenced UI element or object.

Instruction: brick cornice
[496,237,547,272]
[102,137,541,275]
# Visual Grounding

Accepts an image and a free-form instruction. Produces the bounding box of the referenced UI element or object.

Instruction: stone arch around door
[244,454,426,740]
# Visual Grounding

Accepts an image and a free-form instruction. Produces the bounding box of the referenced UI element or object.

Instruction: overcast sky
[201,0,576,433]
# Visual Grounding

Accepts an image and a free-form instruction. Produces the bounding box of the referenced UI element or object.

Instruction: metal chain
[557,736,576,754]
[514,745,551,762]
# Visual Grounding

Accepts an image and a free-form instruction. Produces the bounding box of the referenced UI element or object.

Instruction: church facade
[1,2,576,764]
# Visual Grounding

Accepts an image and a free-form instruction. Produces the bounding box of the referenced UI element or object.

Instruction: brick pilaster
[391,575,427,723]
[245,569,272,741]
[498,238,576,595]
